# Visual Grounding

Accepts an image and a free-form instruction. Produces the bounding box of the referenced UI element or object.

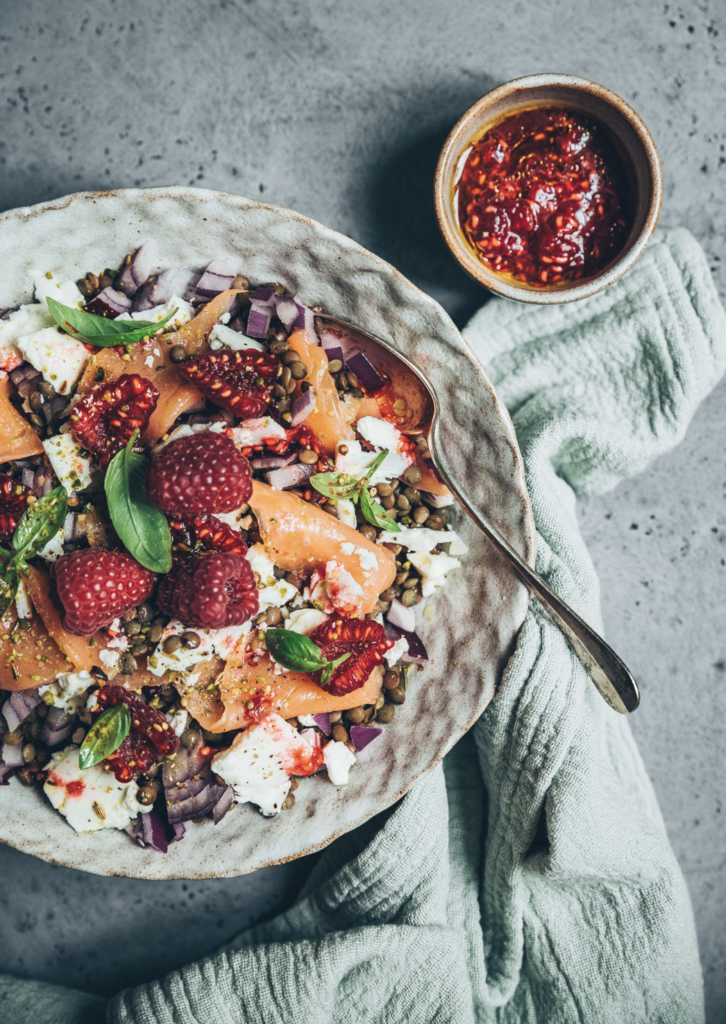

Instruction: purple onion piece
[131,806,169,853]
[2,690,41,732]
[345,350,385,392]
[85,287,132,318]
[320,330,346,365]
[290,390,316,426]
[249,287,276,306]
[292,295,316,335]
[349,726,382,751]
[168,822,186,844]
[40,707,74,749]
[9,364,39,385]
[195,258,241,300]
[383,621,429,663]
[211,785,234,824]
[163,744,219,825]
[265,463,315,491]
[386,597,416,634]
[42,395,68,423]
[132,267,198,311]
[249,452,299,470]
[15,373,41,399]
[274,296,299,330]
[116,241,160,297]
[312,713,331,736]
[21,468,35,490]
[246,304,272,339]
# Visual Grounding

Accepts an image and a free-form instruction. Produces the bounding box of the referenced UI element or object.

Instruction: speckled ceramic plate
[0,188,534,879]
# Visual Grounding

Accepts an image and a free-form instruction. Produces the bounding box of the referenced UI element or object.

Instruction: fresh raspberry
[178,349,279,418]
[51,549,156,636]
[146,433,252,515]
[168,513,248,557]
[0,474,31,542]
[156,551,259,630]
[70,373,159,469]
[94,685,179,782]
[310,618,393,697]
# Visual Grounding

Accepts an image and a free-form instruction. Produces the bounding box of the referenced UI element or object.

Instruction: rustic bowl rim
[434,72,663,305]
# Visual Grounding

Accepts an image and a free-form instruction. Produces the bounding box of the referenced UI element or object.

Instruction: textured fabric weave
[1,227,722,1024]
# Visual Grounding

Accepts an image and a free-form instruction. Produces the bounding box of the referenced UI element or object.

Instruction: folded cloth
[1,228,723,1024]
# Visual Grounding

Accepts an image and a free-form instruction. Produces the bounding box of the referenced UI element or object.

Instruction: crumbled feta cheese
[323,740,356,785]
[17,326,90,395]
[132,295,194,330]
[354,546,378,572]
[98,649,120,670]
[444,530,468,556]
[43,433,93,492]
[38,529,65,563]
[336,499,357,529]
[43,746,146,833]
[14,576,32,620]
[297,714,318,728]
[324,560,364,617]
[335,439,408,486]
[227,417,288,449]
[339,542,355,555]
[379,525,467,556]
[39,670,94,713]
[214,507,252,531]
[148,620,215,677]
[247,543,298,612]
[212,621,253,660]
[408,550,462,597]
[166,707,189,738]
[220,311,231,324]
[33,273,84,308]
[286,608,329,635]
[0,305,53,369]
[209,323,266,352]
[385,636,410,667]
[86,693,99,713]
[212,714,302,816]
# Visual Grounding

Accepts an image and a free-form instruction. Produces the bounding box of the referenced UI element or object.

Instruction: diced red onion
[249,287,276,306]
[290,390,316,426]
[1,741,24,769]
[133,267,198,311]
[40,707,74,749]
[85,287,132,318]
[21,468,35,490]
[163,743,221,825]
[383,621,429,663]
[265,463,315,491]
[211,784,234,824]
[246,303,272,339]
[386,597,416,634]
[15,370,42,399]
[116,241,161,297]
[345,349,385,392]
[2,690,41,732]
[131,806,169,853]
[320,330,347,365]
[292,294,316,335]
[249,452,299,470]
[274,296,299,331]
[312,713,331,736]
[9,364,40,386]
[42,395,68,423]
[195,258,241,301]
[349,726,382,751]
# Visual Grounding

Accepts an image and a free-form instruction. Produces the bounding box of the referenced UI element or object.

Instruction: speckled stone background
[0,0,724,1018]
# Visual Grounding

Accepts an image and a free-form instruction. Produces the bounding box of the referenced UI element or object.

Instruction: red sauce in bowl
[456,106,630,286]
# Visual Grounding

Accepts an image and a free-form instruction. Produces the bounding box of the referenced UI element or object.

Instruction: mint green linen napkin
[1,227,723,1024]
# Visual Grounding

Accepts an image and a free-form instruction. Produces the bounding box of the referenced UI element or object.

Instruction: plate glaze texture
[0,188,534,879]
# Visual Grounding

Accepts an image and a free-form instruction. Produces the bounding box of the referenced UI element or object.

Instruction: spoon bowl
[322,314,641,715]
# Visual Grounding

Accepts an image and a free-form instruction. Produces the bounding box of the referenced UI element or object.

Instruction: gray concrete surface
[0,0,724,1017]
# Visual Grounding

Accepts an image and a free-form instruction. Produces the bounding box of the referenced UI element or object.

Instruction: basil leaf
[0,564,20,622]
[79,704,131,770]
[105,433,172,573]
[360,486,401,533]
[320,652,351,687]
[265,628,329,673]
[46,297,177,348]
[12,486,68,559]
[360,449,389,486]
[308,471,362,501]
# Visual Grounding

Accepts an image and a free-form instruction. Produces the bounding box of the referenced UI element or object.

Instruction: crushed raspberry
[146,433,252,515]
[51,548,156,636]
[70,373,159,469]
[95,685,179,764]
[168,513,248,557]
[178,349,279,418]
[103,731,158,783]
[156,551,259,630]
[0,473,32,542]
[310,618,393,697]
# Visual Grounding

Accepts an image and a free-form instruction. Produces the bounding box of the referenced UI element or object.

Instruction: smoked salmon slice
[287,329,355,451]
[0,379,44,463]
[0,607,71,690]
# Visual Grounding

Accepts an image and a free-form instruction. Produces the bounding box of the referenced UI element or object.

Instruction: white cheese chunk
[323,740,356,785]
[209,323,266,352]
[385,636,410,667]
[166,707,190,738]
[227,417,288,448]
[98,649,120,670]
[247,543,298,612]
[33,273,84,308]
[43,746,146,833]
[148,620,216,677]
[39,670,94,713]
[212,716,296,816]
[324,560,364,617]
[336,499,357,529]
[408,550,462,597]
[379,525,467,556]
[43,433,93,492]
[335,439,408,486]
[14,576,32,620]
[212,621,253,660]
[285,608,329,635]
[17,326,90,395]
[134,295,194,330]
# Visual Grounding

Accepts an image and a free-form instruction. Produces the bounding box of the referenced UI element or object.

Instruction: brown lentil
[299,448,318,465]
[383,670,400,690]
[136,603,155,624]
[148,622,165,644]
[163,635,183,654]
[395,495,410,513]
[22,743,36,763]
[281,792,296,810]
[265,607,282,626]
[380,586,400,603]
[119,654,138,675]
[344,706,365,724]
[279,366,292,387]
[289,776,299,792]
[329,711,343,724]
[358,524,377,541]
[124,619,142,637]
[401,588,422,607]
[4,730,23,746]
[289,360,307,380]
[327,358,343,374]
[402,486,420,504]
[181,631,201,649]
[285,379,297,396]
[387,686,406,705]
[181,728,201,749]
[130,642,150,658]
[332,724,348,744]
[269,336,290,354]
[137,785,158,806]
[427,515,445,531]
[413,505,430,525]
[169,345,188,363]
[381,494,396,510]
[402,465,422,485]
[377,702,395,723]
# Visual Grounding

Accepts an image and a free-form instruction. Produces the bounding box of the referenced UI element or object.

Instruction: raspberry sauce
[456,106,630,286]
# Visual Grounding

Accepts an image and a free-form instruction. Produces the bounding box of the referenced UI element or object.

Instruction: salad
[0,242,467,852]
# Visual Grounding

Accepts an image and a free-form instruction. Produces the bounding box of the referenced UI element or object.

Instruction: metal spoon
[321,315,640,715]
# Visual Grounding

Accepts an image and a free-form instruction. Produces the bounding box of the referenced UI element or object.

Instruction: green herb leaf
[308,472,363,501]
[0,564,20,622]
[105,432,172,573]
[12,486,68,559]
[360,486,401,533]
[79,704,131,770]
[360,449,389,486]
[46,297,177,348]
[320,652,351,687]
[265,628,330,673]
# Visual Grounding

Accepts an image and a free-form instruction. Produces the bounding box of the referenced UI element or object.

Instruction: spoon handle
[441,478,640,714]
